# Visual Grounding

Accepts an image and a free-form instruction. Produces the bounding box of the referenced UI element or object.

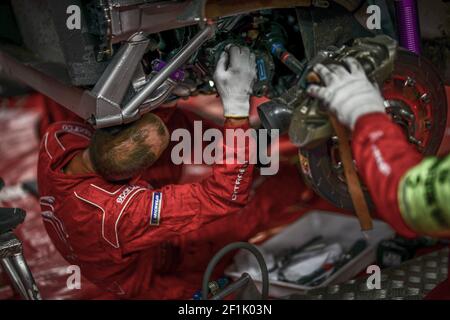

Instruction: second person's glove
[307,57,386,129]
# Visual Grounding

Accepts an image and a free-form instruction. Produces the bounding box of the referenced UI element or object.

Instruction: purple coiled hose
[395,0,421,54]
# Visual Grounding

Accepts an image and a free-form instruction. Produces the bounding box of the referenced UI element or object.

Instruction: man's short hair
[89,113,169,182]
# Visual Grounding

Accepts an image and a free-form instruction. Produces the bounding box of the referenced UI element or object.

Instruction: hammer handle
[329,114,373,231]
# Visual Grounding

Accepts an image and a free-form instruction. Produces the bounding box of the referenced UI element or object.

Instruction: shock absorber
[395,0,421,54]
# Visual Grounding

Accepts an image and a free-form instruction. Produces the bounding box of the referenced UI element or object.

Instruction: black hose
[201,242,269,300]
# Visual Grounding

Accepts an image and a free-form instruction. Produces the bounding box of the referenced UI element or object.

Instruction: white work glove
[213,45,257,118]
[307,57,386,129]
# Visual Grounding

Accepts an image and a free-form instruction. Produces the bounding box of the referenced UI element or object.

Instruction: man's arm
[119,119,254,254]
[398,152,450,238]
[307,58,450,238]
[353,114,450,238]
[352,113,422,237]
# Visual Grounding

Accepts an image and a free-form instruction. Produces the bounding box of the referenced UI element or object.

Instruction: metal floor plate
[288,248,449,300]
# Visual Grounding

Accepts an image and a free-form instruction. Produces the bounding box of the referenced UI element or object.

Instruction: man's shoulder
[39,121,93,164]
[43,121,94,143]
[72,182,150,248]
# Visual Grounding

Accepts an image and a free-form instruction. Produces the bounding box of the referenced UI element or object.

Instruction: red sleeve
[352,113,422,238]
[118,121,255,254]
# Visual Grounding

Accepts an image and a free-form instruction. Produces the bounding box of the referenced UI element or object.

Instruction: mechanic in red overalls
[308,57,450,299]
[37,45,265,299]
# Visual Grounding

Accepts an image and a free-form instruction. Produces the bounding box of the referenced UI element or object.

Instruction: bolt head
[420,93,430,104]
[404,77,416,87]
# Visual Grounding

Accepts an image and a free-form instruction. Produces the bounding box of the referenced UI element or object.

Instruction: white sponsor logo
[368,130,384,142]
[232,162,249,201]
[371,144,391,176]
[62,124,92,137]
[116,185,140,204]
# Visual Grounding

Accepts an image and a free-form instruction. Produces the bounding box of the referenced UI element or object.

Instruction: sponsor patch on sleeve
[150,192,162,226]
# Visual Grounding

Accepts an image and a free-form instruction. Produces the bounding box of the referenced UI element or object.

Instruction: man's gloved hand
[213,45,257,118]
[307,57,386,129]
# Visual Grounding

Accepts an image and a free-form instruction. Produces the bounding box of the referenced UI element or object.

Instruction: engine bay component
[261,22,307,76]
[199,36,275,97]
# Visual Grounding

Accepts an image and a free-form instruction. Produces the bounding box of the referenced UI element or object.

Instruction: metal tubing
[202,242,269,300]
[138,79,177,115]
[121,24,215,122]
[10,254,41,300]
[211,273,251,300]
[1,257,29,299]
[1,254,41,300]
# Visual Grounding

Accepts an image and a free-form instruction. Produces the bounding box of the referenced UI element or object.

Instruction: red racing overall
[353,113,450,299]
[37,111,257,298]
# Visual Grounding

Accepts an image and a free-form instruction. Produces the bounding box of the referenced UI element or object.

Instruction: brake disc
[298,49,448,210]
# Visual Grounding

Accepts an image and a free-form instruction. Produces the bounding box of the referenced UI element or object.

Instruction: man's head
[89,113,170,182]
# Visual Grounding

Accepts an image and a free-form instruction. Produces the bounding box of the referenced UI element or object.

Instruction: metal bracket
[80,32,150,127]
